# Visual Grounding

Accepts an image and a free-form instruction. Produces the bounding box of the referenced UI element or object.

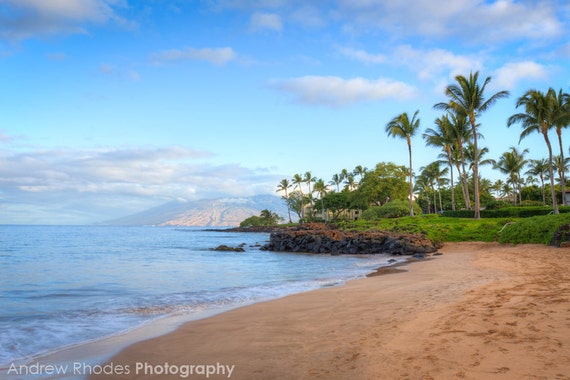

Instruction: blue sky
[0,0,569,224]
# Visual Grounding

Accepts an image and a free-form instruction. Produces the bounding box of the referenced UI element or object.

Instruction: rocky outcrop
[210,244,246,252]
[260,223,439,255]
[551,224,570,248]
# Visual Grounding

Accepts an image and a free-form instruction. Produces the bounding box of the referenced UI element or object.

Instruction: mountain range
[102,194,291,227]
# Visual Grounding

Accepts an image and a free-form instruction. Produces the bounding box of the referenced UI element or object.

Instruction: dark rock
[260,223,437,255]
[211,244,245,252]
[550,224,570,247]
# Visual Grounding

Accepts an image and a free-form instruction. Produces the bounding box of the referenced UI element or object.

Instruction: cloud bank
[270,75,417,107]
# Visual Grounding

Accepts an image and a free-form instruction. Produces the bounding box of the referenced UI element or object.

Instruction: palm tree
[554,155,570,190]
[329,173,342,192]
[525,158,549,205]
[344,173,356,191]
[508,89,559,213]
[385,110,420,216]
[423,114,457,210]
[450,112,473,210]
[292,173,305,219]
[292,173,304,196]
[493,146,528,205]
[276,178,292,223]
[352,165,367,185]
[551,88,570,205]
[313,178,328,220]
[420,161,449,212]
[435,71,509,218]
[304,171,316,205]
[414,174,432,214]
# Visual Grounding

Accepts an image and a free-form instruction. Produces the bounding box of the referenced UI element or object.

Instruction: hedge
[442,206,570,218]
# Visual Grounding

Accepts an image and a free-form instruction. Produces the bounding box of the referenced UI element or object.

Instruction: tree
[551,88,570,205]
[354,162,409,207]
[423,114,457,210]
[285,191,305,221]
[313,178,328,219]
[525,158,549,205]
[276,178,292,223]
[329,173,342,192]
[385,110,420,216]
[352,165,367,185]
[318,191,351,221]
[435,71,509,218]
[493,146,528,205]
[304,171,316,200]
[508,89,559,214]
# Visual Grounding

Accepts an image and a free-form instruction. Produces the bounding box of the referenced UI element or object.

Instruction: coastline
[85,242,570,380]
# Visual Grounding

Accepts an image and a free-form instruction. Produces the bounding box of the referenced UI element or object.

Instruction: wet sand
[92,242,570,380]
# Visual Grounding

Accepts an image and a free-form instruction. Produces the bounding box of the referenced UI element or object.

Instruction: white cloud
[493,61,548,90]
[269,75,417,107]
[0,145,280,223]
[339,47,386,64]
[151,47,237,66]
[250,12,282,32]
[336,0,563,44]
[394,45,483,81]
[0,0,131,40]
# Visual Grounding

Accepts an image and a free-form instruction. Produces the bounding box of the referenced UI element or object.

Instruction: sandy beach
[91,242,570,380]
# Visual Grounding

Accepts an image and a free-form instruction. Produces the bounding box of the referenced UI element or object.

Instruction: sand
[91,242,570,380]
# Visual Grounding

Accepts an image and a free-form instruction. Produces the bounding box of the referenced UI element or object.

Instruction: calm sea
[0,225,400,374]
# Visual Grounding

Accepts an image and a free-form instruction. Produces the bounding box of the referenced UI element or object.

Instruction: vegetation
[266,70,570,245]
[361,200,422,220]
[239,209,283,228]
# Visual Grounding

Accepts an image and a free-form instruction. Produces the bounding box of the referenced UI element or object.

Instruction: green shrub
[498,213,570,244]
[360,200,422,220]
[444,206,570,219]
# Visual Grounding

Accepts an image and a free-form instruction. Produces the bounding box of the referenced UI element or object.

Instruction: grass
[339,212,570,245]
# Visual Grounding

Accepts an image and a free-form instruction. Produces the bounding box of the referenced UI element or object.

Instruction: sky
[0,0,569,224]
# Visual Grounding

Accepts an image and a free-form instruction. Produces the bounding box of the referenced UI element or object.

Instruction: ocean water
[0,225,401,370]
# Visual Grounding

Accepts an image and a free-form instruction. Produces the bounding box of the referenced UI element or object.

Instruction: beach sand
[92,242,570,380]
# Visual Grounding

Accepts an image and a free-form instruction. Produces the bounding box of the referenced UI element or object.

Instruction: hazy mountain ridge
[102,194,289,227]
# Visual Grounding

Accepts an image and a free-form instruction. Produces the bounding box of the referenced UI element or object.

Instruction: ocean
[0,225,401,378]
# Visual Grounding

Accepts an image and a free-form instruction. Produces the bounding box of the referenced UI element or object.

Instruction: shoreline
[1,252,405,379]
[87,242,569,380]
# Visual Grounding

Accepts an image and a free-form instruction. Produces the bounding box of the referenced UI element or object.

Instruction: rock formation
[261,223,439,255]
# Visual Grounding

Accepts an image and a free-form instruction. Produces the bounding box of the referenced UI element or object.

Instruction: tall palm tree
[313,178,328,220]
[385,110,420,216]
[551,88,570,205]
[276,178,292,223]
[423,114,457,210]
[343,173,356,191]
[554,155,570,189]
[304,171,316,204]
[329,173,342,192]
[352,165,367,186]
[508,89,559,213]
[493,146,528,205]
[435,71,509,219]
[292,173,304,196]
[420,161,449,212]
[450,112,473,210]
[414,174,432,214]
[525,158,549,206]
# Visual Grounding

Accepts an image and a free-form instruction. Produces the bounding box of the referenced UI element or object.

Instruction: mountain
[102,194,291,227]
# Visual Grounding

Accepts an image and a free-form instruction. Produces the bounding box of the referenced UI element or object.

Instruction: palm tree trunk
[540,175,546,205]
[544,132,559,214]
[470,118,481,219]
[447,149,456,211]
[459,146,472,210]
[408,142,414,216]
[557,130,567,206]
